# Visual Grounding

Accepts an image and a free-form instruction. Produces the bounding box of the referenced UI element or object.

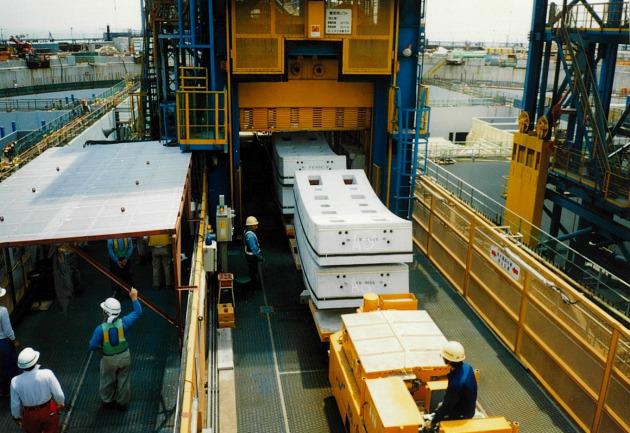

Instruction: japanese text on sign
[489,245,521,281]
[326,9,352,34]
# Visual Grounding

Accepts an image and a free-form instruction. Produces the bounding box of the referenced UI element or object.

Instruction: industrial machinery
[328,293,520,433]
[505,0,630,293]
[142,0,430,218]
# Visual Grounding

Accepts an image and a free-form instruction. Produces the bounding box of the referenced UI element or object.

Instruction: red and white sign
[489,245,521,281]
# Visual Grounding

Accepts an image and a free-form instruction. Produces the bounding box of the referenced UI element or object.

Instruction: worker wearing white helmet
[88,288,142,410]
[425,341,477,431]
[243,216,264,290]
[10,347,65,432]
[0,287,19,397]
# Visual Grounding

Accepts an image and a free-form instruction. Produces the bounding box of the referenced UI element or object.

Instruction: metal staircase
[553,14,630,206]
[391,86,430,219]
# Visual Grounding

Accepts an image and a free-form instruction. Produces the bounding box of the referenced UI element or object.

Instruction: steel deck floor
[232,138,581,433]
[0,243,181,433]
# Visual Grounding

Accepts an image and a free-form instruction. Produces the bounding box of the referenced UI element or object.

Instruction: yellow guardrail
[178,171,208,433]
[412,176,629,433]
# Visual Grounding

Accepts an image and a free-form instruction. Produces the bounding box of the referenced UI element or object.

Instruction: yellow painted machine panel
[364,377,422,433]
[238,80,373,131]
[439,417,518,433]
[230,0,394,75]
[504,131,552,244]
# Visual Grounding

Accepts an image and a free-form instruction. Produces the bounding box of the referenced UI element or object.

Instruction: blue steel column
[385,0,422,206]
[372,79,389,199]
[597,0,622,117]
[522,0,548,124]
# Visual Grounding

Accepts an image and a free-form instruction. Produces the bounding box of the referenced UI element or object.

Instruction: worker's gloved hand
[422,413,435,432]
[12,339,20,349]
[129,288,138,301]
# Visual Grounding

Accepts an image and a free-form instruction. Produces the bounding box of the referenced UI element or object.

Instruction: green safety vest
[112,238,129,260]
[101,319,129,356]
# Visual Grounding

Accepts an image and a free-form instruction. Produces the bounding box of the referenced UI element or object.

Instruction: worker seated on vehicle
[425,341,478,431]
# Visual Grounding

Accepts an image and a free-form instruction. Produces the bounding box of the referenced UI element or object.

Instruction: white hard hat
[0,286,6,298]
[18,347,40,369]
[441,341,466,362]
[100,297,121,317]
[245,216,259,227]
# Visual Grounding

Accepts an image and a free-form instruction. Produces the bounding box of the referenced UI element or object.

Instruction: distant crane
[48,32,55,42]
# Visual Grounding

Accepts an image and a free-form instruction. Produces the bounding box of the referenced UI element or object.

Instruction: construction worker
[243,216,263,290]
[48,243,81,314]
[0,287,18,396]
[89,288,142,410]
[10,347,65,433]
[148,234,172,289]
[107,238,134,299]
[424,341,477,431]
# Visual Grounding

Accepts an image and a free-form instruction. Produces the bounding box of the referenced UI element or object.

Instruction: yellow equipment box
[440,417,519,433]
[364,377,422,433]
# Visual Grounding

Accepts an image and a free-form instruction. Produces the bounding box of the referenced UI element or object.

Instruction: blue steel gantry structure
[141,0,429,220]
[521,0,630,279]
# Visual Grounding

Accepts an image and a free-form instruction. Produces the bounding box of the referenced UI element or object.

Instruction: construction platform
[230,140,582,433]
[0,243,181,433]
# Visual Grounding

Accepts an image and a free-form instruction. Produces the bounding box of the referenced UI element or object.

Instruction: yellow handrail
[179,170,208,433]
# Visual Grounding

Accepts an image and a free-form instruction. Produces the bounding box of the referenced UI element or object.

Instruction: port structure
[142,0,429,218]
[508,1,630,285]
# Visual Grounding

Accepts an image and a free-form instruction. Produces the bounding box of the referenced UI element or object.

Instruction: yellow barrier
[412,176,630,433]
[178,171,208,433]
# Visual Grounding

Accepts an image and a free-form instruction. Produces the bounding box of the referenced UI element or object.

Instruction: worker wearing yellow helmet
[424,341,477,431]
[243,216,263,290]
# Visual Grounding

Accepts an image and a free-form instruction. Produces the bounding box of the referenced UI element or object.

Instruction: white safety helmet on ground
[18,347,40,369]
[245,216,259,227]
[441,341,466,362]
[101,297,122,317]
[0,286,6,298]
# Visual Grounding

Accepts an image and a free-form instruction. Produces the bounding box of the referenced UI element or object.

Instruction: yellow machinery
[329,294,519,433]
[504,112,553,244]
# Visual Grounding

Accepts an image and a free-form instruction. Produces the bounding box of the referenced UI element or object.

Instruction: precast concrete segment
[294,204,412,266]
[273,170,295,214]
[296,210,408,309]
[293,169,412,259]
[272,132,346,182]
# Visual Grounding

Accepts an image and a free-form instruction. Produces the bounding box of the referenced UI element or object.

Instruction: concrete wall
[0,111,70,134]
[0,60,140,89]
[430,105,519,139]
[66,110,117,147]
[425,57,630,92]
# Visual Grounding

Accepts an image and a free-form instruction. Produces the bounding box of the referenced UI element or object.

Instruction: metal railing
[420,160,630,317]
[412,175,630,433]
[1,79,137,181]
[175,172,208,433]
[0,98,78,112]
[548,1,630,29]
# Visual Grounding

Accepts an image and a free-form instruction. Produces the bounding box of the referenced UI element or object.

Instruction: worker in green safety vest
[88,288,142,410]
[107,238,134,299]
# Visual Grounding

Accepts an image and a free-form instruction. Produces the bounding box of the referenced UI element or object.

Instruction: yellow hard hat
[441,341,465,362]
[245,216,259,227]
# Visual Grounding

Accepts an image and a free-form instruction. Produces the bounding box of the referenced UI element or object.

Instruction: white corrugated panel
[0,141,191,246]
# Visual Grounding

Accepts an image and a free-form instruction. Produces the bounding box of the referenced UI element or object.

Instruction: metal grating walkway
[232,138,581,433]
[0,243,181,433]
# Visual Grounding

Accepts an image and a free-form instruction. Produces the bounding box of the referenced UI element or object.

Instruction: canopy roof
[0,141,191,247]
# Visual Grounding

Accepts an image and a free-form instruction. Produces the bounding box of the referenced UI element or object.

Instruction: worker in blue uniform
[426,341,477,431]
[243,216,263,291]
[107,238,134,299]
[0,287,18,397]
[89,288,142,410]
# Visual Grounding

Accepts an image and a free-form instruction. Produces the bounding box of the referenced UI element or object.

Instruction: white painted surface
[295,211,408,309]
[272,132,346,181]
[293,169,412,257]
[0,141,190,245]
